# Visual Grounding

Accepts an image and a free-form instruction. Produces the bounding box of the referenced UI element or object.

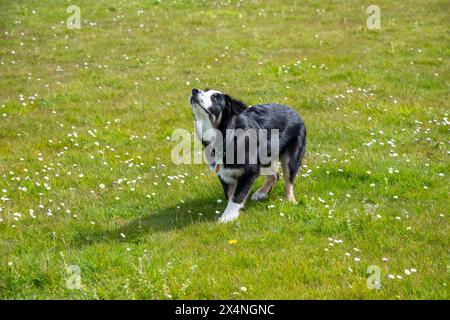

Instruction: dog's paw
[287,195,298,204]
[218,201,242,223]
[218,211,240,223]
[251,191,268,201]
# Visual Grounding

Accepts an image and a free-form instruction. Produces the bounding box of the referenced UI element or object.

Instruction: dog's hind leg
[281,131,306,204]
[251,164,278,201]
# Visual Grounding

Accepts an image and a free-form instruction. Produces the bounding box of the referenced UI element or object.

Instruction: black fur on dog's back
[217,103,306,171]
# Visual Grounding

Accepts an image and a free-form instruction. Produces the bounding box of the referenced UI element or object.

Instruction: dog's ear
[225,94,247,115]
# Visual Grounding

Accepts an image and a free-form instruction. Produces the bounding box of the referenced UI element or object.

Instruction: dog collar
[215,164,221,173]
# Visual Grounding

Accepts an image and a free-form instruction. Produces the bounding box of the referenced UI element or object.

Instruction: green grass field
[0,0,448,299]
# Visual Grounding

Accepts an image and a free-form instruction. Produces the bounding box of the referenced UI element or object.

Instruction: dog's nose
[191,88,200,95]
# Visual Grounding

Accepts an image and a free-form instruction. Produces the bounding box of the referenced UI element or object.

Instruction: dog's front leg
[219,177,236,200]
[219,172,259,223]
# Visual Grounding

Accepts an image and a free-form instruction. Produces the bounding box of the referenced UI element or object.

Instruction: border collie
[189,88,306,223]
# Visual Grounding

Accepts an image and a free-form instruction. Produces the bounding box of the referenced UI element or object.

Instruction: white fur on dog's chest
[216,166,244,184]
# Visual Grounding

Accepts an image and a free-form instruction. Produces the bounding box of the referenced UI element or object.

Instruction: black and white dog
[190,88,306,223]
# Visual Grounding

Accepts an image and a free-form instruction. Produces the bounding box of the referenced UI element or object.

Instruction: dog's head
[189,88,247,127]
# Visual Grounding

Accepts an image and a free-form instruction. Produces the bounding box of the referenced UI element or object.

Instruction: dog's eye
[211,94,219,101]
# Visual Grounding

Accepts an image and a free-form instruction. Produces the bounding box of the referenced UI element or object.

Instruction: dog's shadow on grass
[72,196,221,248]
